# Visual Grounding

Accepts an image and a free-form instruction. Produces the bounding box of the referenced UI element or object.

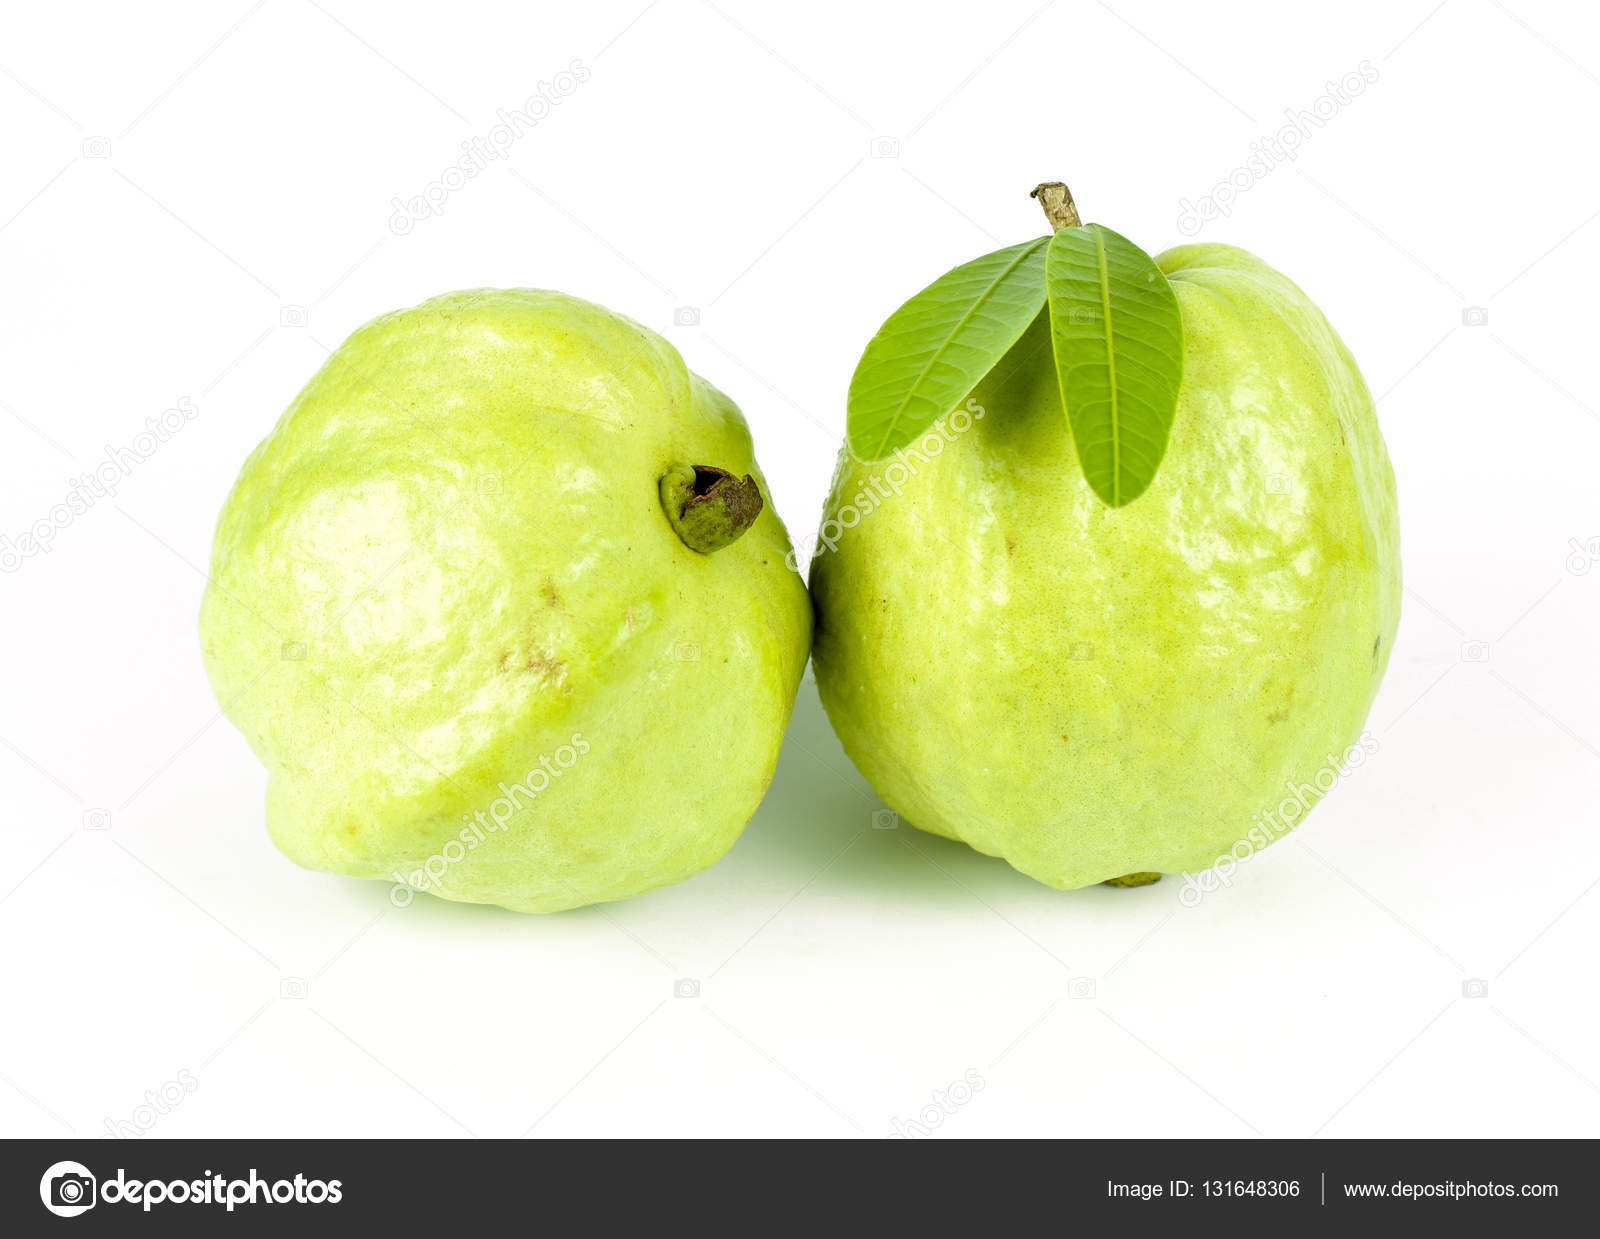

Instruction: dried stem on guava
[1030,181,1080,232]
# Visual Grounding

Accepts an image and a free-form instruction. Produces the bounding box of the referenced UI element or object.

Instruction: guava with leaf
[200,289,811,913]
[810,184,1399,890]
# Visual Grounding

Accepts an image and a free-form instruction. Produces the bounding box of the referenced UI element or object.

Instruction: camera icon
[1462,978,1488,999]
[479,473,500,494]
[673,306,700,327]
[81,136,112,158]
[40,1161,97,1217]
[388,884,415,908]
[280,977,309,999]
[1460,640,1491,664]
[1565,536,1599,575]
[1069,977,1097,1000]
[1067,305,1099,326]
[1266,474,1293,495]
[279,305,308,327]
[281,640,307,661]
[871,136,901,159]
[82,808,112,831]
[52,1171,94,1207]
[673,641,700,662]
[673,978,700,999]
[1461,306,1488,327]
[871,809,899,830]
[1069,642,1094,662]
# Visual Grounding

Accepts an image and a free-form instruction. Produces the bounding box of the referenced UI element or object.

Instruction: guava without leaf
[811,243,1400,889]
[200,290,811,913]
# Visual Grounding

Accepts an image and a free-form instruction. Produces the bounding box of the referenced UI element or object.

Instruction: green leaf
[1045,224,1184,508]
[847,238,1049,461]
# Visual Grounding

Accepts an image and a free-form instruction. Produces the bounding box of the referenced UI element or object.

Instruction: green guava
[200,289,811,913]
[810,243,1400,889]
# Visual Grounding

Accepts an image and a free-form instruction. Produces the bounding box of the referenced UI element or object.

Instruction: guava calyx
[660,462,764,554]
[1102,872,1162,888]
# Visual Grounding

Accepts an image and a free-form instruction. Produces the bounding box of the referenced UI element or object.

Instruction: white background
[2,0,1597,1140]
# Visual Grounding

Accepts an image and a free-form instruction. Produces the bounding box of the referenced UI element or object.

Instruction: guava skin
[200,289,811,913]
[810,244,1400,888]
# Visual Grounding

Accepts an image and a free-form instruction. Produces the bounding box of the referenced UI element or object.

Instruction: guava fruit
[811,242,1399,889]
[200,289,811,913]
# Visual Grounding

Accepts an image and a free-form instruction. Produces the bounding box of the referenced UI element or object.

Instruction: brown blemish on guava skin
[526,649,565,685]
[1005,533,1018,557]
[499,644,567,688]
[1267,708,1289,723]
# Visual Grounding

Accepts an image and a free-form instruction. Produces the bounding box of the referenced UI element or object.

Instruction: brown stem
[1030,182,1080,232]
